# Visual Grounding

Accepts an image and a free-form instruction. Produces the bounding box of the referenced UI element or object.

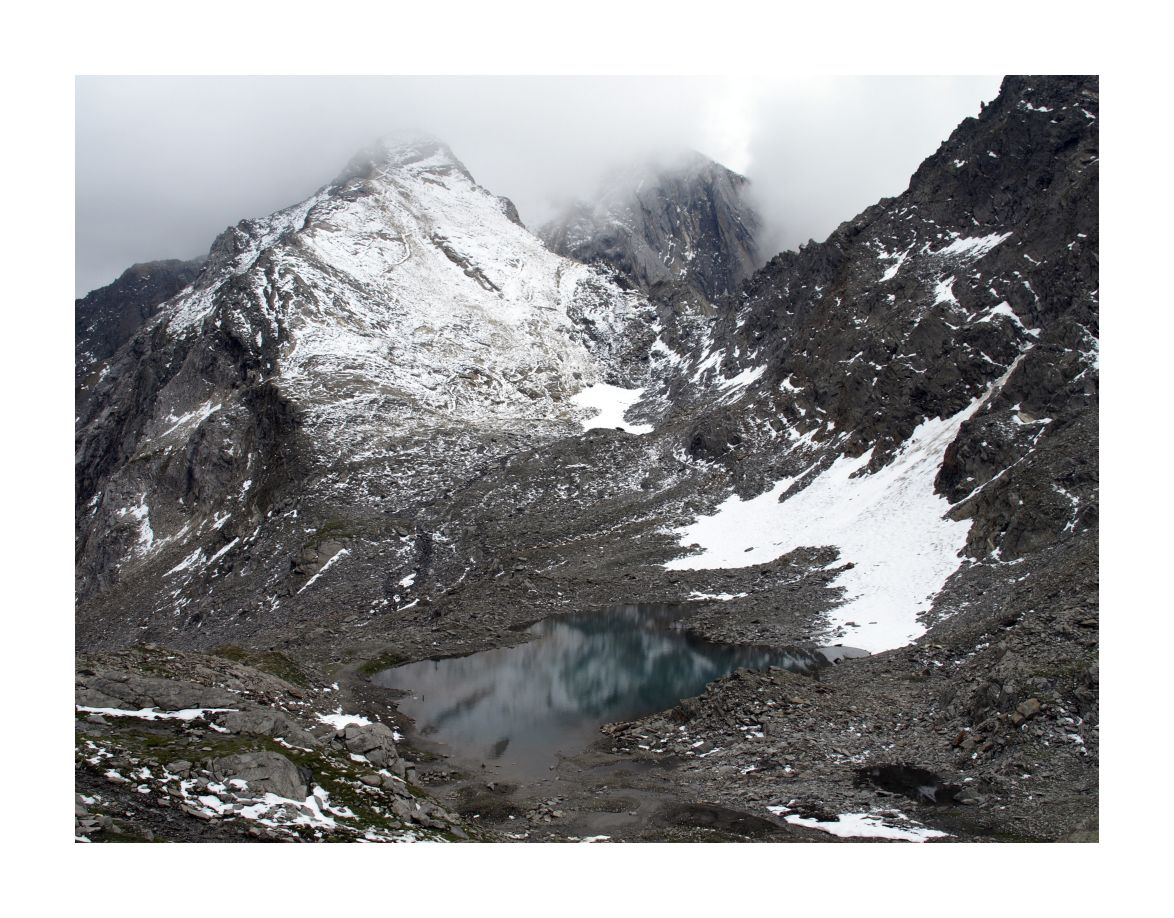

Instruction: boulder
[76,670,237,711]
[1016,698,1043,720]
[337,722,400,768]
[211,751,309,801]
[221,709,320,747]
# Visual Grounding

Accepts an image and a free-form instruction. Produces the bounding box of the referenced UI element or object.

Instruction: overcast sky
[75,75,1002,297]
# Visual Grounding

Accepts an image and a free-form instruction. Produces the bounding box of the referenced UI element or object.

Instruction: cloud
[700,76,760,175]
[75,75,1001,297]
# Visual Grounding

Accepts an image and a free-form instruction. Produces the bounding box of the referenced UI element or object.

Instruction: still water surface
[374,604,854,777]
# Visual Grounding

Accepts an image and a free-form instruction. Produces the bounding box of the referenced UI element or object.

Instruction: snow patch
[770,807,948,842]
[717,365,765,398]
[166,547,206,576]
[879,245,914,282]
[76,706,236,721]
[932,275,959,307]
[570,383,653,434]
[316,711,373,730]
[298,547,351,594]
[935,232,1012,259]
[688,591,749,601]
[979,301,1040,337]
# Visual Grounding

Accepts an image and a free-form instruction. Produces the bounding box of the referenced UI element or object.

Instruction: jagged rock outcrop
[650,76,1097,632]
[76,258,204,395]
[541,150,761,304]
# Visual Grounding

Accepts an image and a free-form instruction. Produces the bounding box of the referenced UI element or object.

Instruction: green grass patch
[358,649,407,676]
[210,644,311,687]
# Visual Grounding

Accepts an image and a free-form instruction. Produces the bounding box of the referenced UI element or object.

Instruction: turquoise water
[374,604,851,777]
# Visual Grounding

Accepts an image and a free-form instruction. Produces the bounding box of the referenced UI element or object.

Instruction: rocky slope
[76,644,481,841]
[75,76,1098,843]
[647,74,1098,650]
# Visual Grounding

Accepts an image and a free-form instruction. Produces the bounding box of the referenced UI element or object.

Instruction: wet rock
[855,764,961,804]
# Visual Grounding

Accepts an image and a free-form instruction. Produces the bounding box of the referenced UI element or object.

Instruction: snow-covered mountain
[165,136,649,429]
[77,80,1097,658]
[75,135,654,616]
[75,75,1099,845]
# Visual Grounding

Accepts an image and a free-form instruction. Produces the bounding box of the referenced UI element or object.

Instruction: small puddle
[373,603,864,779]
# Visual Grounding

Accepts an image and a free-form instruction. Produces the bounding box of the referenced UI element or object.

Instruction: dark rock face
[541,151,762,303]
[855,763,960,804]
[75,258,204,395]
[673,75,1098,562]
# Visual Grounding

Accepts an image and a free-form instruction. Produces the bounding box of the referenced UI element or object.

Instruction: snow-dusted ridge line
[665,356,1027,653]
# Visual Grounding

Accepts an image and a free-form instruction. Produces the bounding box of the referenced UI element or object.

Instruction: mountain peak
[334,132,473,187]
[541,149,761,302]
[588,149,748,211]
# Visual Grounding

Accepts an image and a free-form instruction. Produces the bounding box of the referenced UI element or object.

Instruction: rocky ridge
[76,258,204,396]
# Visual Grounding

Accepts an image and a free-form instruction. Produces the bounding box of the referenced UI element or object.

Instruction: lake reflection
[373,604,831,777]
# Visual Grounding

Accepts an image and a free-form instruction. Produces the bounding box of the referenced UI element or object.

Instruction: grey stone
[338,722,400,768]
[211,751,309,801]
[221,709,320,747]
[76,671,236,711]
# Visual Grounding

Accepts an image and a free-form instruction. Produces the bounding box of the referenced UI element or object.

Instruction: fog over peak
[76,75,1001,297]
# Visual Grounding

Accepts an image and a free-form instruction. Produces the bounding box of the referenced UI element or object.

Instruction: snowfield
[665,359,1024,652]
